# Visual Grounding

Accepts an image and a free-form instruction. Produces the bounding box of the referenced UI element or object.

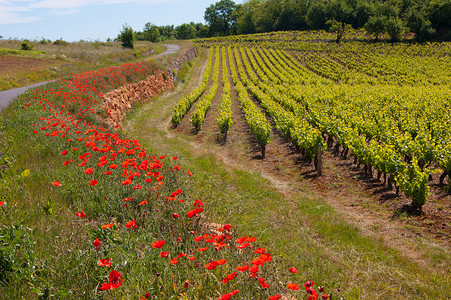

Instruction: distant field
[0,40,165,91]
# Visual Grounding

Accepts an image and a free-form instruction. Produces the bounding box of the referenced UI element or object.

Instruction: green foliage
[143,22,160,42]
[20,40,33,51]
[172,49,214,126]
[53,39,68,46]
[407,10,435,42]
[364,15,387,40]
[119,24,135,49]
[386,17,404,42]
[204,0,237,36]
[326,19,352,43]
[396,159,430,210]
[176,23,197,40]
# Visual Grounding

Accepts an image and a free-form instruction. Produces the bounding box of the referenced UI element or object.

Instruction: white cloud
[0,0,172,24]
[0,4,40,24]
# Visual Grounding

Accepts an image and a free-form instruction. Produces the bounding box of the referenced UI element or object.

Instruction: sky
[0,0,245,42]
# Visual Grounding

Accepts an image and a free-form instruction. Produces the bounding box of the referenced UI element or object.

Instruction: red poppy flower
[187,208,203,218]
[237,243,249,249]
[249,265,259,275]
[0,201,4,207]
[172,213,179,218]
[197,247,208,252]
[258,277,270,288]
[93,238,101,250]
[84,168,93,174]
[254,247,266,254]
[184,280,189,289]
[287,283,299,290]
[236,264,249,272]
[206,261,218,270]
[216,259,227,265]
[98,258,111,267]
[152,240,165,248]
[104,171,112,175]
[109,164,118,169]
[193,199,203,207]
[100,270,122,290]
[268,295,281,300]
[126,220,137,229]
[252,258,264,266]
[172,157,178,160]
[289,267,298,273]
[218,224,232,232]
[159,251,169,258]
[62,150,69,155]
[90,179,98,186]
[170,257,179,265]
[75,210,86,218]
[260,253,272,262]
[102,223,114,229]
[304,281,315,290]
[236,236,247,244]
[321,295,329,300]
[52,181,62,186]
[308,290,319,300]
[139,200,148,205]
[188,256,196,261]
[246,236,257,243]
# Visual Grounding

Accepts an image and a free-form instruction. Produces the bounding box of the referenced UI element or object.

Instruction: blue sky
[0,0,245,42]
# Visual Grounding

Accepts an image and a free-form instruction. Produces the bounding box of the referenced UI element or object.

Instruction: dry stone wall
[102,47,198,127]
[103,73,173,127]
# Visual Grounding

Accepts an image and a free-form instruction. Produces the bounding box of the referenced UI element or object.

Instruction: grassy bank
[0,40,167,91]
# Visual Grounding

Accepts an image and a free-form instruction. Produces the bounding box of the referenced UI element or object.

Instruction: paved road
[0,44,182,111]
[160,44,182,56]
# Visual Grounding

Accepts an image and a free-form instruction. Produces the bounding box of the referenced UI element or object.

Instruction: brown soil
[0,56,61,76]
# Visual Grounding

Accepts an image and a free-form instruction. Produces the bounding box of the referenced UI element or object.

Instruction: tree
[119,24,135,49]
[428,0,451,35]
[364,15,387,40]
[143,23,160,42]
[236,0,258,34]
[204,0,237,36]
[406,9,435,42]
[306,1,328,29]
[176,23,197,40]
[193,22,210,38]
[386,17,404,42]
[326,19,352,43]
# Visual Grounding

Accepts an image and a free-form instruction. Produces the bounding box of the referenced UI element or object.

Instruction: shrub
[53,39,68,46]
[119,24,135,49]
[20,41,33,51]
